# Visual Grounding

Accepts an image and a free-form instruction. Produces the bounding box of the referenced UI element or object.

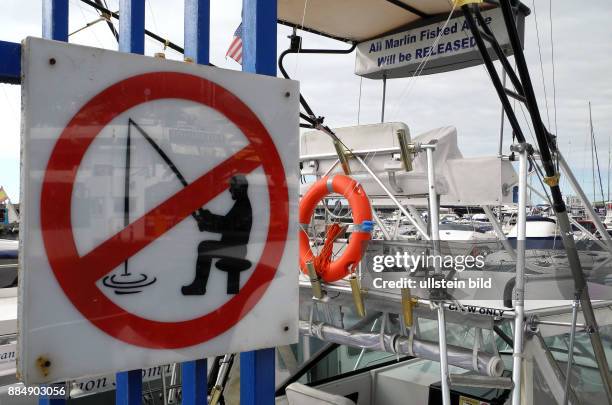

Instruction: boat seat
[285,383,356,405]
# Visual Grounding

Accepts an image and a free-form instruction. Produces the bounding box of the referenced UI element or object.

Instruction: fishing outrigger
[277,1,612,405]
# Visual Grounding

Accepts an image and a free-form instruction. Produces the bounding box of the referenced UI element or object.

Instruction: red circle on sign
[40,72,290,349]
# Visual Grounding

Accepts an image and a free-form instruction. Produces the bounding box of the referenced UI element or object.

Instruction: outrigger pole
[461,0,612,402]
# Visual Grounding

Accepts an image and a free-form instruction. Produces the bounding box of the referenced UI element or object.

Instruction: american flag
[226,23,243,64]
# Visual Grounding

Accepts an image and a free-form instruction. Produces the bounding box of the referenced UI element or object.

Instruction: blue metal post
[0,40,21,84]
[39,2,69,404]
[116,370,142,405]
[242,0,277,76]
[116,2,145,403]
[184,0,210,64]
[182,2,210,401]
[241,349,276,404]
[42,0,69,42]
[240,1,278,402]
[119,0,145,54]
[182,359,208,405]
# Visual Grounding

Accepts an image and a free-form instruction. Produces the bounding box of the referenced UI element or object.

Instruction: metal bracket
[387,170,403,193]
[510,142,533,155]
[543,173,561,187]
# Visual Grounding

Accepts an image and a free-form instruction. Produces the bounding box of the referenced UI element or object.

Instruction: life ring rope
[299,174,373,282]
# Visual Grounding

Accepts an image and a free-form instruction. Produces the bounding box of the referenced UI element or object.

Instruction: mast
[606,135,610,202]
[589,102,606,205]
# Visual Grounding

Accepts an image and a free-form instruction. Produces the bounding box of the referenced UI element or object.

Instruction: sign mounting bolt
[36,356,52,377]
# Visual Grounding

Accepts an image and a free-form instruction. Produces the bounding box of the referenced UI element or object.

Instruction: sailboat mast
[591,102,595,203]
[606,135,611,204]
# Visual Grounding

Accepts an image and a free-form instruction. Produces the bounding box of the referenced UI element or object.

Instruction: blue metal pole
[242,0,277,76]
[241,349,276,404]
[116,2,145,402]
[184,0,210,65]
[0,40,21,84]
[119,0,145,54]
[42,0,69,42]
[240,1,277,402]
[40,3,69,403]
[116,369,142,405]
[182,3,210,402]
[181,359,208,405]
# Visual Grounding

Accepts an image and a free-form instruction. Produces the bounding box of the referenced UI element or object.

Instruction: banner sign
[355,8,525,79]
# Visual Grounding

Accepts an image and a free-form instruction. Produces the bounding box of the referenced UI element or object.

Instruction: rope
[388,0,457,120]
[292,0,310,76]
[357,76,363,125]
[531,0,551,129]
[313,223,346,273]
[72,0,104,47]
[548,0,558,137]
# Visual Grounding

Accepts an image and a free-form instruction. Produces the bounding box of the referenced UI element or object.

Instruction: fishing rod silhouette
[103,119,253,296]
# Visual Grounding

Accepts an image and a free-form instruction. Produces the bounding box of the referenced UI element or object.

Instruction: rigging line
[531,156,553,209]
[548,0,558,137]
[591,117,596,202]
[590,103,606,203]
[96,0,119,40]
[72,0,105,47]
[0,84,17,116]
[589,110,597,202]
[146,0,160,35]
[293,0,310,77]
[357,76,363,125]
[530,0,551,130]
[580,110,589,189]
[606,136,611,204]
[388,0,457,120]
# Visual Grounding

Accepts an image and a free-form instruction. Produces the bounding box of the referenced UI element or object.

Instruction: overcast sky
[0,0,611,203]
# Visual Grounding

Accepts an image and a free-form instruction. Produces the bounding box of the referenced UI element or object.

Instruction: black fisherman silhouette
[182,174,253,296]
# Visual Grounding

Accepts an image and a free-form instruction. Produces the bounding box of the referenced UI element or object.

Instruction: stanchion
[511,143,529,405]
[423,141,451,405]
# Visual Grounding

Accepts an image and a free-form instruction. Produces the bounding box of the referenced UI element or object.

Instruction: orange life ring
[299,174,373,282]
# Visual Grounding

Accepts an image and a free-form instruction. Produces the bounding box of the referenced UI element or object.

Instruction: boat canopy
[278,0,529,43]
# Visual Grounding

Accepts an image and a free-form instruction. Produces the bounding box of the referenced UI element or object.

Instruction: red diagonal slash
[80,144,260,284]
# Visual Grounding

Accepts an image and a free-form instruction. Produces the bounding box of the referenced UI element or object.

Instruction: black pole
[80,0,185,55]
[278,39,356,125]
[498,0,612,399]
[93,0,119,41]
[461,5,525,143]
[474,8,524,97]
[498,1,556,166]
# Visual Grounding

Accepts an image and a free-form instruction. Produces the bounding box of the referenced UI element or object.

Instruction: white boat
[0,239,17,288]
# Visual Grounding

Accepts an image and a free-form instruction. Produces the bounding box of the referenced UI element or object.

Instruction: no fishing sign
[18,38,299,383]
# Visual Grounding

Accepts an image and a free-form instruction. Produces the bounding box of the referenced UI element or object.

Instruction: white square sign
[18,37,299,384]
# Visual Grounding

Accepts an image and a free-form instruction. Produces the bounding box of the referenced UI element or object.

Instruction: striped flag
[226,23,243,64]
